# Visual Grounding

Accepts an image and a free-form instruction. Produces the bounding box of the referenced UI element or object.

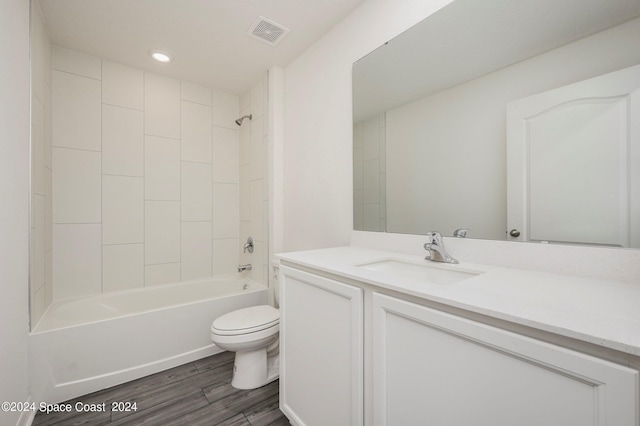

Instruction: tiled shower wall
[50,46,263,302]
[239,79,270,286]
[353,113,386,232]
[30,1,53,324]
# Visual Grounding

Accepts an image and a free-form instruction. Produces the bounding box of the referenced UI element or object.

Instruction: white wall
[282,0,455,252]
[51,47,244,301]
[0,0,30,424]
[385,17,640,240]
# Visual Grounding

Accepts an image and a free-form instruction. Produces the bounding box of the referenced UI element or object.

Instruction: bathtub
[29,276,268,404]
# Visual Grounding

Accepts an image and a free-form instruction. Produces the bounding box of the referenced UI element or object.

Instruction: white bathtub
[29,276,268,404]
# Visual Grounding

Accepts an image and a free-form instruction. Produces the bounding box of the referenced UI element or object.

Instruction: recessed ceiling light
[149,50,172,63]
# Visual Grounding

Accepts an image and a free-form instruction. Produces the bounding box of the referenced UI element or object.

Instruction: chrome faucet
[238,264,252,272]
[453,228,469,238]
[424,232,459,264]
[243,237,254,254]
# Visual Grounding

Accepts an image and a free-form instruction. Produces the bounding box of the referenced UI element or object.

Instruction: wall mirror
[352,0,640,248]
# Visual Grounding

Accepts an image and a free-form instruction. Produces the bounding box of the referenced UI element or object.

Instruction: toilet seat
[211,305,279,336]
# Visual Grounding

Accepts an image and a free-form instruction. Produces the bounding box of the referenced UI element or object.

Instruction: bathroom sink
[356,259,480,285]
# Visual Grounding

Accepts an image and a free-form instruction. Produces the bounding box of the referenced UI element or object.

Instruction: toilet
[210,285,280,390]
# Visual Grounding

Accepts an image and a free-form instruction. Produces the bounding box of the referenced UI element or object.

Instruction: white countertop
[277,246,640,357]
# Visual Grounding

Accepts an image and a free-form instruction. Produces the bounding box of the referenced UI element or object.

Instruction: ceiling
[38,0,365,95]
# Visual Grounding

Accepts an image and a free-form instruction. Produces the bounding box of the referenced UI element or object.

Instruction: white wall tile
[250,180,264,242]
[33,194,45,290]
[181,101,212,163]
[44,80,52,169]
[354,189,364,230]
[53,224,102,299]
[181,161,212,222]
[353,147,363,189]
[102,175,144,245]
[53,46,101,79]
[145,135,180,200]
[212,90,239,129]
[145,263,181,286]
[52,71,101,151]
[181,81,212,106]
[213,126,239,183]
[102,61,143,110]
[363,204,381,232]
[363,158,380,204]
[212,238,239,276]
[145,201,180,265]
[212,183,239,238]
[102,244,144,292]
[239,165,250,222]
[102,105,144,176]
[249,116,264,181]
[53,148,101,223]
[145,72,180,139]
[45,250,53,306]
[181,221,212,281]
[32,97,45,195]
[239,117,250,166]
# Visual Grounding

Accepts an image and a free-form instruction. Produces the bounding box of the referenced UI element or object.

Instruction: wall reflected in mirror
[352,0,640,248]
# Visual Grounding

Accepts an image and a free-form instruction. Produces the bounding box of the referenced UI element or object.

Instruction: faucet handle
[425,231,442,244]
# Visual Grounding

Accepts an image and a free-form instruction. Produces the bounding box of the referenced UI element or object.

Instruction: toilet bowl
[210,304,280,389]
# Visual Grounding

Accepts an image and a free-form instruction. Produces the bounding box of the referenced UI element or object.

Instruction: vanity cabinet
[279,263,639,426]
[279,266,364,426]
[372,293,638,426]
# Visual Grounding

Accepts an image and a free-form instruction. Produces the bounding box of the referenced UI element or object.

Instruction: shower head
[235,114,253,126]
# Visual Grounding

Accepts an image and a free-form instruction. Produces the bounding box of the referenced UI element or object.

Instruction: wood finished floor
[32,351,290,426]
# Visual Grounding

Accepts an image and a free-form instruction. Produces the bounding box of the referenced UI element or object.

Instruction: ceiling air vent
[248,16,290,46]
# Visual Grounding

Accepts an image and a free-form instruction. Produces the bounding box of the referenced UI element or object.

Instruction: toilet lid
[212,305,279,335]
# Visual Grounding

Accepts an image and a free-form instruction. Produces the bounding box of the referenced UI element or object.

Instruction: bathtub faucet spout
[238,264,252,273]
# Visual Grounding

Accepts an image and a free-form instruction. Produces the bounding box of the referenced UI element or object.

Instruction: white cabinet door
[280,266,364,426]
[373,293,638,426]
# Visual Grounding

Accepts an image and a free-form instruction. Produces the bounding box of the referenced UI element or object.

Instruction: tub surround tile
[102,244,144,292]
[145,135,180,201]
[181,222,213,281]
[53,224,102,299]
[145,201,181,265]
[145,72,180,139]
[145,263,181,286]
[102,105,144,177]
[213,127,239,183]
[212,238,239,276]
[239,165,250,222]
[53,46,102,79]
[32,97,46,195]
[249,180,264,242]
[52,70,101,151]
[102,175,144,245]
[181,162,213,222]
[212,183,239,239]
[181,81,212,106]
[53,148,101,224]
[249,116,264,181]
[102,61,144,110]
[181,101,213,164]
